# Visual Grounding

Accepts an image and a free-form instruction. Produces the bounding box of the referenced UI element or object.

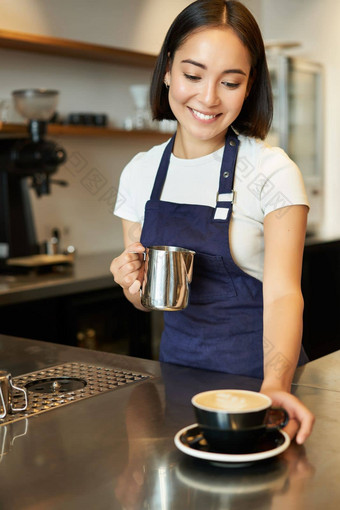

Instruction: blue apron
[140,130,307,378]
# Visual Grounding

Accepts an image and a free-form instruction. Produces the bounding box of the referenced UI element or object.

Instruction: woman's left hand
[260,389,315,444]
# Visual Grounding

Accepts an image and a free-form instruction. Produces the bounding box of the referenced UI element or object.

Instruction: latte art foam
[216,393,249,411]
[194,390,270,412]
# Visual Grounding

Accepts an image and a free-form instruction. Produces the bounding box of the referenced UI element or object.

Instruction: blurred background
[0,0,338,254]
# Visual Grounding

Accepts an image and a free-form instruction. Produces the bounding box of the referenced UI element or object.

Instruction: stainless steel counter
[294,350,340,391]
[0,251,118,306]
[0,335,339,509]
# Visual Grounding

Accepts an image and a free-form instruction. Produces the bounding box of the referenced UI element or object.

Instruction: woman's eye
[222,82,240,89]
[184,73,201,81]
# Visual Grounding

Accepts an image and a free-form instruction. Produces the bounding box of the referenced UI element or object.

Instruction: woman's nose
[199,81,220,107]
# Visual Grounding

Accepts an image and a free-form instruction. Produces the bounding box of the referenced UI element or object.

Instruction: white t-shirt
[114,135,309,281]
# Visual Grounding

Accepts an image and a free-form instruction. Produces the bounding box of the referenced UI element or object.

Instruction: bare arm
[110,219,149,311]
[260,205,314,442]
[262,205,307,391]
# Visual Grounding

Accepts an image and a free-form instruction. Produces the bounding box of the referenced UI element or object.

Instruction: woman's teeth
[191,108,217,120]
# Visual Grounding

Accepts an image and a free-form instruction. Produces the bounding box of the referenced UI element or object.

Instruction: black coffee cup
[192,389,289,453]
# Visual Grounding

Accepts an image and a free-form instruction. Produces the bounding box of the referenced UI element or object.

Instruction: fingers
[110,243,145,292]
[295,407,315,445]
[128,261,146,294]
[282,395,315,444]
[261,389,315,444]
[126,242,146,255]
[129,280,142,294]
[283,417,299,441]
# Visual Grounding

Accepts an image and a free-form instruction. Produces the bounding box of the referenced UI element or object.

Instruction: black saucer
[185,425,285,454]
[174,424,290,467]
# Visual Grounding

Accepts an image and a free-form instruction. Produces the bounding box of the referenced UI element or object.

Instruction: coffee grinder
[0,89,67,270]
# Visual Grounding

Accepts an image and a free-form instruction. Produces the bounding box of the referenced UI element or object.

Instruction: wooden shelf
[0,122,27,135]
[0,122,173,139]
[0,29,157,68]
[0,29,296,67]
[48,124,173,138]
[0,31,168,139]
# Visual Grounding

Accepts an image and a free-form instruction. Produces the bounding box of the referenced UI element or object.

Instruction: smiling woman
[150,0,272,141]
[163,27,252,156]
[110,0,314,445]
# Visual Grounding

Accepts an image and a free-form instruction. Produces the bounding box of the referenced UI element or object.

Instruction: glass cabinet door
[266,53,288,149]
[287,58,323,182]
[266,54,323,185]
[266,54,324,233]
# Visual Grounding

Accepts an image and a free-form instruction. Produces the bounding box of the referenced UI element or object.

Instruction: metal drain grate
[0,362,151,426]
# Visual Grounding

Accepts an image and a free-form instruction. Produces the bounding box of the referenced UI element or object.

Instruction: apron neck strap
[150,129,240,201]
[213,131,239,222]
[150,135,175,200]
[218,131,239,195]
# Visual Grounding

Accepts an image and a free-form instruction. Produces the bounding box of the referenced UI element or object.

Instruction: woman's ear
[164,52,172,87]
[164,70,170,88]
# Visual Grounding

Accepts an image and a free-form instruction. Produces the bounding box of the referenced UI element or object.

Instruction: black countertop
[1,236,340,307]
[0,334,339,509]
[0,252,117,306]
[304,233,340,247]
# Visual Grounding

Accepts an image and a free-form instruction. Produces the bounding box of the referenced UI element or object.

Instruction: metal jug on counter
[0,370,28,419]
[141,246,195,311]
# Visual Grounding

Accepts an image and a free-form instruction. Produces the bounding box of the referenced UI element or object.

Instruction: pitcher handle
[9,381,28,413]
[128,250,146,260]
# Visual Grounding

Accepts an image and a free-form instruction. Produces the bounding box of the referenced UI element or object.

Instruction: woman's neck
[173,126,227,159]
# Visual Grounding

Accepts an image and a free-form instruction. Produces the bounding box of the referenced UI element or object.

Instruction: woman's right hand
[110,242,145,295]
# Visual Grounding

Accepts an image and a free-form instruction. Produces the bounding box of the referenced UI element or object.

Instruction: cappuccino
[193,390,270,413]
[192,389,288,452]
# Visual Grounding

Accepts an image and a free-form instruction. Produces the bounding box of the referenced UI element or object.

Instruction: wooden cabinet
[0,286,152,359]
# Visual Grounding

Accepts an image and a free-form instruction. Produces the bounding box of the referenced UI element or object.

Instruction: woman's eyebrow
[181,58,247,76]
[181,58,207,69]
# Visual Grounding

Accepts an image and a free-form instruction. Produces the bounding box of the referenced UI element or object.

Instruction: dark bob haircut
[150,0,272,140]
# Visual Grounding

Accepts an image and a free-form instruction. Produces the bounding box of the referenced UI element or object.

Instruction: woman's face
[165,27,252,154]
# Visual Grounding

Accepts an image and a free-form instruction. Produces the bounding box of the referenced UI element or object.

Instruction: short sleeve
[114,153,145,223]
[258,147,310,217]
[113,140,170,225]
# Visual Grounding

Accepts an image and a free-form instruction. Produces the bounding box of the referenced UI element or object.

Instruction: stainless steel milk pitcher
[141,246,195,311]
[0,370,28,419]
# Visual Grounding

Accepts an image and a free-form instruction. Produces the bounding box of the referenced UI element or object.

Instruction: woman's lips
[189,107,220,121]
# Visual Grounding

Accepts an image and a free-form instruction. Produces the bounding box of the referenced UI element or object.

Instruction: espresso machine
[0,89,67,271]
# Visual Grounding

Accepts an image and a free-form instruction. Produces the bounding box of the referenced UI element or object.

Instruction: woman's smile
[189,107,221,121]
